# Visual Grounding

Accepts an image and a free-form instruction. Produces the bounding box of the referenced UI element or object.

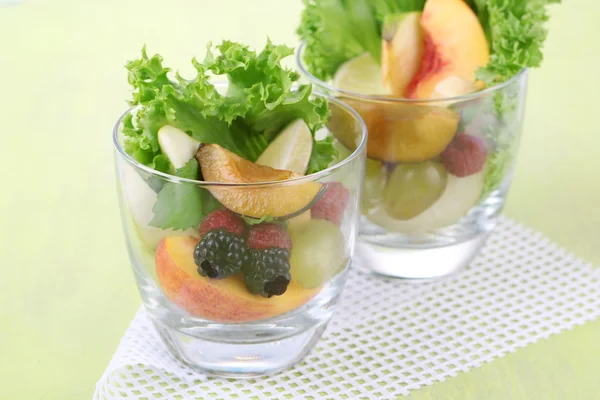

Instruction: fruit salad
[298,0,557,234]
[116,41,362,323]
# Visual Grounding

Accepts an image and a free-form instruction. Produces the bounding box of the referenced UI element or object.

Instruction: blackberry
[193,229,247,279]
[243,248,291,298]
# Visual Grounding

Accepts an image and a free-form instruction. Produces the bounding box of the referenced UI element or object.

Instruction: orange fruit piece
[156,236,320,322]
[343,99,459,163]
[197,144,323,218]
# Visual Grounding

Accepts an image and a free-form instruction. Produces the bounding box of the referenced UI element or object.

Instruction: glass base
[154,320,327,378]
[356,231,491,280]
[133,262,348,378]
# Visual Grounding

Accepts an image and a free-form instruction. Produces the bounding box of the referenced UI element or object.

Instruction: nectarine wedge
[342,99,459,163]
[405,0,489,99]
[156,236,320,322]
[197,144,323,218]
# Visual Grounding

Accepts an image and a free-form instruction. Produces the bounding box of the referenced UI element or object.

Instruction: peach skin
[155,236,320,322]
[405,0,489,99]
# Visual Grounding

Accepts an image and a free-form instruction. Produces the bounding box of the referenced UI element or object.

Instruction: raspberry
[442,134,488,177]
[311,182,349,226]
[199,209,245,239]
[193,229,247,279]
[243,248,291,298]
[247,223,292,251]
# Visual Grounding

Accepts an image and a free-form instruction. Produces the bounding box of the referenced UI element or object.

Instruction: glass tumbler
[113,92,366,377]
[298,42,528,279]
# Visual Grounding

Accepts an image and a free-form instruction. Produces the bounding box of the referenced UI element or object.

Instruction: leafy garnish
[297,0,382,81]
[373,0,426,25]
[468,0,558,194]
[307,136,337,174]
[456,93,521,198]
[482,143,515,197]
[194,41,330,141]
[297,0,427,81]
[123,41,330,164]
[149,159,219,231]
[241,214,276,226]
[474,0,560,86]
[480,119,520,197]
[123,40,333,231]
[473,0,559,85]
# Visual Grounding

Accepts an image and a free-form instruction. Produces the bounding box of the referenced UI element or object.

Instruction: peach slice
[381,12,424,97]
[156,236,320,322]
[431,76,486,98]
[197,144,322,218]
[405,0,490,99]
[342,99,459,163]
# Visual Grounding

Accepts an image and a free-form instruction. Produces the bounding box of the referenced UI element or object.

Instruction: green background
[1,0,598,398]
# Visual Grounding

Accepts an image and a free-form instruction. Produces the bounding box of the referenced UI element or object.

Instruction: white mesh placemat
[95,217,600,399]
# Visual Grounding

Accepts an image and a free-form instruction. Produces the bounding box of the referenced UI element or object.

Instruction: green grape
[361,158,387,213]
[384,161,448,220]
[289,219,346,289]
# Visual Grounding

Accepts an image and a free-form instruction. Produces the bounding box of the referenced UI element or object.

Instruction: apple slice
[158,125,201,169]
[381,12,424,97]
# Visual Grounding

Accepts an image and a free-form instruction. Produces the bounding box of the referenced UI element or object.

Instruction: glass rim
[296,41,527,103]
[113,84,367,187]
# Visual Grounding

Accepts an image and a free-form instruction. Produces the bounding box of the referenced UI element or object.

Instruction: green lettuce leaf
[297,0,383,81]
[373,0,426,24]
[480,117,521,197]
[241,214,276,226]
[307,136,337,174]
[124,47,265,163]
[123,41,332,231]
[149,159,219,231]
[124,42,330,164]
[475,0,560,85]
[297,0,426,81]
[470,1,558,195]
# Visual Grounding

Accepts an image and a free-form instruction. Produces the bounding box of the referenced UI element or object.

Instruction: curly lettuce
[473,0,560,85]
[298,0,430,81]
[297,0,380,81]
[123,41,333,168]
[122,40,336,230]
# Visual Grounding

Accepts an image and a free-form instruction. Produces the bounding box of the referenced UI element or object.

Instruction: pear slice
[256,119,313,174]
[158,125,201,169]
[381,12,424,97]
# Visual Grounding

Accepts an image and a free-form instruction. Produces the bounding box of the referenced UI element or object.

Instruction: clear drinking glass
[297,42,528,279]
[114,91,366,377]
